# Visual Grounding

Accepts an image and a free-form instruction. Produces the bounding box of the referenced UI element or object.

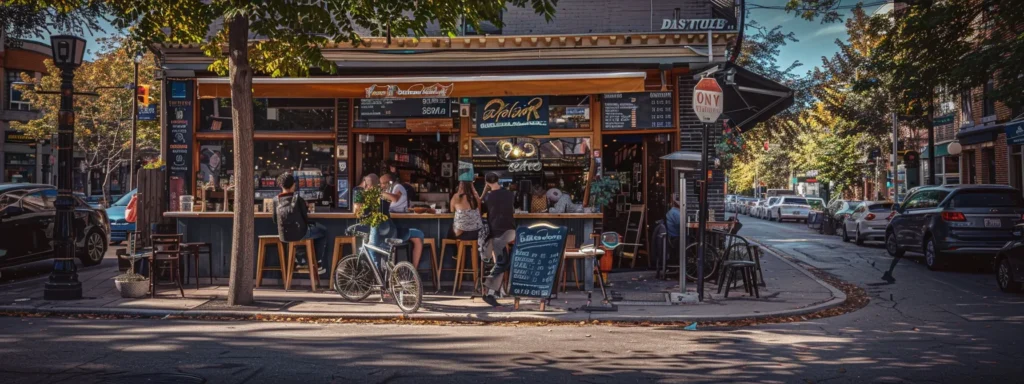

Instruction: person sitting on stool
[273,172,327,276]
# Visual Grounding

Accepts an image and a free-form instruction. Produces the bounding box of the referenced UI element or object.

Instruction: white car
[841,201,894,245]
[761,197,780,219]
[770,196,812,222]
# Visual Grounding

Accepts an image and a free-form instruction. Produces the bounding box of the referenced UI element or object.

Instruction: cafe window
[199,98,335,131]
[197,140,335,196]
[548,96,591,129]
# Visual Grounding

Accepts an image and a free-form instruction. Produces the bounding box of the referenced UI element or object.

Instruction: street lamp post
[44,35,87,301]
[129,52,141,191]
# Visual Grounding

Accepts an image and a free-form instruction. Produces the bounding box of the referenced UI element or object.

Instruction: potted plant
[588,176,621,212]
[114,235,149,298]
[357,186,389,228]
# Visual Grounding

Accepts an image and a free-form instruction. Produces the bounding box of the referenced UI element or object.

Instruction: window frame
[6,71,33,111]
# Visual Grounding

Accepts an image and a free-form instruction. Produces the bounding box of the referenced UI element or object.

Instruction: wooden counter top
[164,212,604,220]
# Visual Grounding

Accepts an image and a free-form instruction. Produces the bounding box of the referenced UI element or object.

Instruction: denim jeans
[299,222,328,273]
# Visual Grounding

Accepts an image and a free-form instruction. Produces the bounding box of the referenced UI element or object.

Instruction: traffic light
[136,84,151,106]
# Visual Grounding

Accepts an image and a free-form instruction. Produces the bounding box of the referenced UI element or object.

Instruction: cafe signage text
[497,137,543,173]
[364,83,455,98]
[476,96,549,136]
[661,18,731,31]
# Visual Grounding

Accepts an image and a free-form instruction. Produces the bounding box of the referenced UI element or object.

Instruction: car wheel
[79,230,106,267]
[855,226,865,245]
[924,236,943,271]
[841,225,850,242]
[886,231,904,257]
[996,257,1022,292]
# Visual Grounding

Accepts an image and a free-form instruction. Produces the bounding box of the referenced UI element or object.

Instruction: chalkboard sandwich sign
[509,223,569,311]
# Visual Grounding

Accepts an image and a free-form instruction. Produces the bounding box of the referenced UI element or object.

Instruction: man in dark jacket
[480,172,516,306]
[273,172,327,275]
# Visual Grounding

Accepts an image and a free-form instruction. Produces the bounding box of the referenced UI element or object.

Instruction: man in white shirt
[380,173,408,213]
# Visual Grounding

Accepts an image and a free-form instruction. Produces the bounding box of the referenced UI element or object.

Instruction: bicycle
[332,225,423,314]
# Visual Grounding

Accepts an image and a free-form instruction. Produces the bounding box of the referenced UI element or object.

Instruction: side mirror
[892,203,902,213]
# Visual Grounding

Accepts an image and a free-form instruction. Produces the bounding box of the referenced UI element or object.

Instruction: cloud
[810,24,848,38]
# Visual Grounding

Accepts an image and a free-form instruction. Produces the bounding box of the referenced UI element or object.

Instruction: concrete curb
[0,244,852,324]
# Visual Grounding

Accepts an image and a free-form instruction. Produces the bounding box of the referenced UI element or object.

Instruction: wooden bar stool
[421,238,439,291]
[284,238,320,292]
[256,236,286,288]
[559,234,583,292]
[438,238,460,290]
[149,233,185,298]
[181,242,213,289]
[329,236,358,290]
[449,240,479,295]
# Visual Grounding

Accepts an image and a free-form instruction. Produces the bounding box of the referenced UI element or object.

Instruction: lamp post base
[44,269,82,300]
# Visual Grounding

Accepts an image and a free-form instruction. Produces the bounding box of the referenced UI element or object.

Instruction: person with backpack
[273,172,327,276]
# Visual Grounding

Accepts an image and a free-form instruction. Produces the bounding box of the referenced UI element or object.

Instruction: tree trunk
[102,168,112,208]
[226,14,256,306]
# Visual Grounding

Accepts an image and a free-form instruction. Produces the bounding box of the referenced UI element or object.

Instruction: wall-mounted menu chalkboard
[358,98,452,119]
[509,224,569,299]
[601,92,674,130]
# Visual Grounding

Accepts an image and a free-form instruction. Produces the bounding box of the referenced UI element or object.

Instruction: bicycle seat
[385,238,405,247]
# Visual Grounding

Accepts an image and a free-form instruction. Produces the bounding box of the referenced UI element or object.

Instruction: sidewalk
[0,248,845,323]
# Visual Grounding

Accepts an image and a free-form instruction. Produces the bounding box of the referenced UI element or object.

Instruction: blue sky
[58,1,880,77]
[748,1,884,77]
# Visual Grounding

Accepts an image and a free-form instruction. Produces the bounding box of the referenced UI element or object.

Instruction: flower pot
[114,278,150,298]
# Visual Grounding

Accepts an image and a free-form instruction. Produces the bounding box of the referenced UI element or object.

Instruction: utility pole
[892,112,899,201]
[129,53,141,191]
[927,94,936,185]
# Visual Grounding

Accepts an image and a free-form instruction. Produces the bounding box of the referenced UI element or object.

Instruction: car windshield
[807,199,824,210]
[783,198,808,205]
[869,203,893,212]
[949,190,1024,208]
[113,190,136,206]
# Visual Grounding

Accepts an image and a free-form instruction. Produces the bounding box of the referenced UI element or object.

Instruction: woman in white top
[450,181,483,240]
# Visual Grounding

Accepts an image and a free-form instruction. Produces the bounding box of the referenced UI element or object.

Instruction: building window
[983,147,997,184]
[983,80,996,118]
[960,90,973,126]
[6,71,33,111]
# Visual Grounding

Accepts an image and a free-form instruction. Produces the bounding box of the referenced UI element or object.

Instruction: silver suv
[886,185,1024,270]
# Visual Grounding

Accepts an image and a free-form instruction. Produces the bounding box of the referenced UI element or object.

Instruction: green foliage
[588,176,620,208]
[143,159,164,170]
[356,187,389,229]
[1,2,107,42]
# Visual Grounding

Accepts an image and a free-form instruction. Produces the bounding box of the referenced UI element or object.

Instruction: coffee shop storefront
[154,32,789,281]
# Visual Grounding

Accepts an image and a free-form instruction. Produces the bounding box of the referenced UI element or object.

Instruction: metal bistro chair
[715,232,765,298]
[149,233,186,298]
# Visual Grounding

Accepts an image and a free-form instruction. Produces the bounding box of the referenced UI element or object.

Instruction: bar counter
[163,211,602,280]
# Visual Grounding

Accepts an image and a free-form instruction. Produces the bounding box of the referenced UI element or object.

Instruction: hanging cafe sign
[476,96,549,137]
[364,83,455,98]
[497,137,543,172]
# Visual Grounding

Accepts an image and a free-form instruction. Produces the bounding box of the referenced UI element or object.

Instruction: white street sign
[693,77,723,123]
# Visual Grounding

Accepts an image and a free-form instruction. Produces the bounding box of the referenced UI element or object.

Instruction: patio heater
[660,150,703,303]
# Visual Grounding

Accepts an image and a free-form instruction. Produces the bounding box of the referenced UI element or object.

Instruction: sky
[50,1,882,77]
[747,0,885,77]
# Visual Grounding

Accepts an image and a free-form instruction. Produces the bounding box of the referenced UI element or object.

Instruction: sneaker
[881,271,896,284]
[317,266,327,275]
[482,294,500,307]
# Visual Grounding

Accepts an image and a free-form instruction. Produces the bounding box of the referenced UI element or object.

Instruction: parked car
[106,189,137,245]
[770,196,812,223]
[826,199,862,234]
[725,195,738,212]
[886,185,1024,270]
[766,189,797,198]
[0,183,109,270]
[994,224,1024,292]
[760,197,780,219]
[841,201,894,245]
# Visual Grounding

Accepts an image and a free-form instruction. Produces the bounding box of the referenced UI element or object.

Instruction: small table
[563,248,605,292]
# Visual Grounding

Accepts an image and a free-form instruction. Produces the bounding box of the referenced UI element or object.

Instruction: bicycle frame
[357,240,398,289]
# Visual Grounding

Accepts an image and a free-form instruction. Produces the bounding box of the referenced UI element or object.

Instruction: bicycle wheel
[389,261,422,314]
[334,254,374,302]
[684,243,720,282]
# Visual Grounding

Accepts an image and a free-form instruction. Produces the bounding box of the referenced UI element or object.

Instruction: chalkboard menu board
[509,224,569,299]
[601,92,674,130]
[358,98,452,119]
[166,80,194,212]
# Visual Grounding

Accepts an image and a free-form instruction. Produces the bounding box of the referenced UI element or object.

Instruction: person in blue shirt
[666,193,682,239]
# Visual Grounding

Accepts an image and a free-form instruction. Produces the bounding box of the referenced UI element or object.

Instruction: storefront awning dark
[957,122,1005,145]
[714,63,795,131]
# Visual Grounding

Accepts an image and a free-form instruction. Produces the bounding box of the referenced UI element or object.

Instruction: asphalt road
[1,220,1023,383]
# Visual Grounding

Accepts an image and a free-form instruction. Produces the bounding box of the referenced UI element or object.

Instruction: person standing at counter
[273,172,327,275]
[380,173,425,272]
[451,181,483,240]
[546,188,584,213]
[480,172,516,307]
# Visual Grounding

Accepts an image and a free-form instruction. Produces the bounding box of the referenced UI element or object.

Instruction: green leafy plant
[356,186,389,228]
[589,176,621,209]
[143,159,165,170]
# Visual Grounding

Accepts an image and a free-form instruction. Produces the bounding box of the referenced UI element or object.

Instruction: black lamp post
[44,34,87,301]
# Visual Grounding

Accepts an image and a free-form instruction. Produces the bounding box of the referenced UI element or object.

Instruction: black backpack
[274,195,306,242]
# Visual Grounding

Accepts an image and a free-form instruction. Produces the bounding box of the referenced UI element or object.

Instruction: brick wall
[677,75,724,221]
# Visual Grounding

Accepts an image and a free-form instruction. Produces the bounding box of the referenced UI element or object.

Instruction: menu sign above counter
[602,92,674,130]
[358,98,452,119]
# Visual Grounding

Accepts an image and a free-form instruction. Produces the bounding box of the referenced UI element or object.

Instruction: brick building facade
[0,35,52,184]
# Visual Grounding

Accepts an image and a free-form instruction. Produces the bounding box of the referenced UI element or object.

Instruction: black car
[0,183,109,270]
[995,224,1024,292]
[886,185,1024,270]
